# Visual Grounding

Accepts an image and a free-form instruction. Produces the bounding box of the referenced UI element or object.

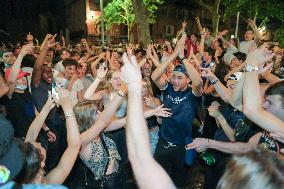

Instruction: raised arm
[105,104,171,131]
[151,35,185,89]
[80,85,127,147]
[208,102,235,141]
[44,88,81,184]
[179,40,203,95]
[7,44,33,97]
[0,73,9,97]
[32,34,56,88]
[201,67,232,103]
[243,47,284,135]
[83,67,108,100]
[25,96,55,142]
[121,52,176,189]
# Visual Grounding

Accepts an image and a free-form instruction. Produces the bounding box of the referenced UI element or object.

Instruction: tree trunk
[132,0,151,47]
[211,12,220,36]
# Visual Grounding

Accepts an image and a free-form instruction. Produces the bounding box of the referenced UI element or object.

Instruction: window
[166,25,174,36]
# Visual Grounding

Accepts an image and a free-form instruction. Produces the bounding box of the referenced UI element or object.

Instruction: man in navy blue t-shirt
[151,34,202,187]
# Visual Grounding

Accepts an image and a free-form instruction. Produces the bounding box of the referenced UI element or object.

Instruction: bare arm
[105,105,171,131]
[25,97,55,142]
[84,67,108,100]
[151,36,184,89]
[7,44,32,97]
[187,133,261,155]
[32,34,56,88]
[80,88,126,147]
[243,48,284,135]
[229,75,244,111]
[0,73,9,97]
[261,70,280,84]
[121,53,176,189]
[44,89,81,184]
[201,68,232,103]
[216,115,236,141]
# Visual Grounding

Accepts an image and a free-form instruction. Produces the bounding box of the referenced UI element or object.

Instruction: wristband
[65,112,75,119]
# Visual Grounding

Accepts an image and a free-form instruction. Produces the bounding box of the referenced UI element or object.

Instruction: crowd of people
[0,17,284,189]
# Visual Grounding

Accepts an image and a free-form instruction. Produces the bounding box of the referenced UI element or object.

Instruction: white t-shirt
[54,60,65,73]
[239,40,255,55]
[54,76,84,106]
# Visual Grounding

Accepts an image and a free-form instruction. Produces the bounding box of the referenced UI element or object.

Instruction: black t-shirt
[235,119,261,142]
[1,91,35,138]
[31,81,64,128]
[258,132,284,155]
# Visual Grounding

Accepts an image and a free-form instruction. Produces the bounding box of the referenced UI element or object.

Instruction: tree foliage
[102,0,165,33]
[222,0,284,21]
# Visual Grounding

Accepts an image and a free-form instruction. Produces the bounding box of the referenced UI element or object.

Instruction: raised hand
[43,94,56,112]
[121,52,142,84]
[53,88,72,109]
[47,34,57,48]
[20,43,34,56]
[152,104,172,118]
[246,46,275,67]
[200,67,218,81]
[96,66,108,79]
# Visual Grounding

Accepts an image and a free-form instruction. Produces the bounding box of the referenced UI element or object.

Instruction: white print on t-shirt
[167,95,187,105]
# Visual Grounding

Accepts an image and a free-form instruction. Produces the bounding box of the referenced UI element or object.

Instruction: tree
[103,0,164,45]
[222,0,284,46]
[195,0,221,35]
[132,0,164,46]
[103,0,135,41]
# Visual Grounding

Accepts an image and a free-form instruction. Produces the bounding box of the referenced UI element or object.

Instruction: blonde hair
[142,78,154,97]
[73,101,98,133]
[217,148,284,189]
[103,70,120,92]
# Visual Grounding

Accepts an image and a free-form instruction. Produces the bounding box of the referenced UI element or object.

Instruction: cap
[173,64,188,76]
[0,117,24,183]
[5,69,30,81]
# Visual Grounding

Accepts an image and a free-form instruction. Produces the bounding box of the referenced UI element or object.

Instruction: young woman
[84,68,127,118]
[142,79,169,154]
[23,88,81,185]
[73,84,170,188]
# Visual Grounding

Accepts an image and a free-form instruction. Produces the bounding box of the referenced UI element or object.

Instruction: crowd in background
[0,17,284,189]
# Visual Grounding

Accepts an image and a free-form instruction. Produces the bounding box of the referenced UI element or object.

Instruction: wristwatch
[245,64,258,72]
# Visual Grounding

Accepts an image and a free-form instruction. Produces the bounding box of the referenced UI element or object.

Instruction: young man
[239,19,261,55]
[151,34,203,187]
[55,58,84,106]
[187,47,284,156]
[31,34,67,172]
[54,48,71,73]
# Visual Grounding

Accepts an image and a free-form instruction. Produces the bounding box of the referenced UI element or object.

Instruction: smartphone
[51,81,59,100]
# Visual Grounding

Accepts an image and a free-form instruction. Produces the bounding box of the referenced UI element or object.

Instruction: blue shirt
[159,83,199,145]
